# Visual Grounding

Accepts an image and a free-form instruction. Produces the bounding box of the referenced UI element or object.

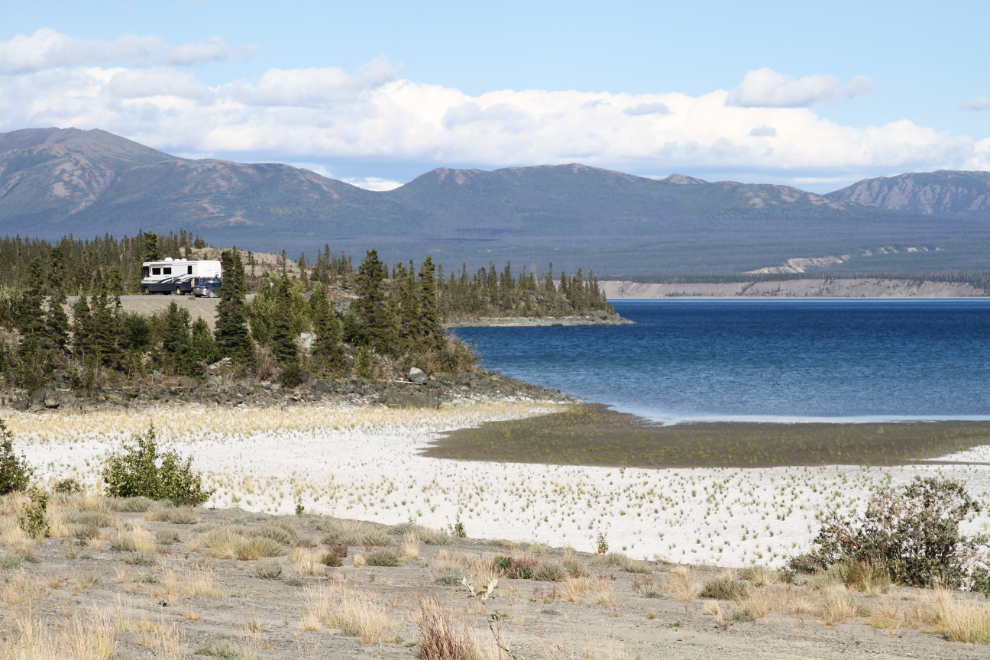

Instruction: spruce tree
[214,249,254,368]
[354,250,392,355]
[16,258,47,387]
[190,317,221,367]
[71,296,93,361]
[311,283,345,373]
[418,256,443,349]
[160,302,193,375]
[269,278,298,366]
[142,232,162,262]
[43,247,71,355]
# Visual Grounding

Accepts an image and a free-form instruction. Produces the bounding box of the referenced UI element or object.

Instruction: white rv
[140,258,221,295]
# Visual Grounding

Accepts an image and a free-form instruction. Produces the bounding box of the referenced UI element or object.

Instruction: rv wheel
[142,286,149,295]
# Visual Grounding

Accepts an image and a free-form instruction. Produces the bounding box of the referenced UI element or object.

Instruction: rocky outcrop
[445,311,633,328]
[828,170,990,218]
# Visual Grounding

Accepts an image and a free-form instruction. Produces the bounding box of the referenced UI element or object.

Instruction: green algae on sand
[423,404,990,468]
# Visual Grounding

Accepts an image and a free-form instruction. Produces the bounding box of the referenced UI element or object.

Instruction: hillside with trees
[0,231,614,393]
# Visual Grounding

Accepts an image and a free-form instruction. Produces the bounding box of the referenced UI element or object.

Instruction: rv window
[187,266,193,275]
[142,267,149,278]
[152,268,161,276]
[163,267,172,275]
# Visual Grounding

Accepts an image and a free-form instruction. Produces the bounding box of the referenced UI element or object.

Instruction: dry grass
[820,586,858,625]
[289,548,323,576]
[739,565,778,587]
[5,606,115,660]
[0,517,35,556]
[399,532,420,560]
[594,581,619,611]
[737,589,775,619]
[923,589,990,644]
[417,594,494,660]
[560,576,593,602]
[668,566,701,601]
[353,553,366,567]
[869,595,904,635]
[302,585,395,644]
[180,572,224,598]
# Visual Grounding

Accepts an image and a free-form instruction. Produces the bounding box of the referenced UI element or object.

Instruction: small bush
[434,565,466,586]
[793,476,988,590]
[195,639,239,659]
[643,591,665,599]
[114,497,157,513]
[533,561,568,582]
[252,524,295,545]
[255,560,284,580]
[53,478,82,494]
[494,554,539,580]
[590,551,650,573]
[236,537,284,560]
[0,418,32,495]
[562,557,588,578]
[18,488,49,540]
[418,528,453,546]
[102,424,213,506]
[834,559,891,593]
[699,577,750,601]
[360,528,394,548]
[155,530,181,545]
[319,552,343,568]
[366,549,400,567]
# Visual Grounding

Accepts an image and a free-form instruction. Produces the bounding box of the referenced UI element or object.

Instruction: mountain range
[0,127,987,275]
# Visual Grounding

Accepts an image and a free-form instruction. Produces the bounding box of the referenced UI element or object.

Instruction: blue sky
[1,0,987,191]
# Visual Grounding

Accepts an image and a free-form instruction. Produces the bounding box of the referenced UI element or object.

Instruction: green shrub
[418,528,452,546]
[146,507,200,524]
[699,577,750,601]
[366,549,400,567]
[433,565,465,586]
[102,424,213,506]
[255,560,284,580]
[533,561,568,582]
[792,476,988,591]
[360,529,394,548]
[19,488,49,540]
[0,418,32,495]
[53,478,82,494]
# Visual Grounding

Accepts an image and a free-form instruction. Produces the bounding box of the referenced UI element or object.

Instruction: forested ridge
[0,231,614,392]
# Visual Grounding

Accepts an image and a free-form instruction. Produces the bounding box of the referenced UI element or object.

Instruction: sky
[1,0,988,192]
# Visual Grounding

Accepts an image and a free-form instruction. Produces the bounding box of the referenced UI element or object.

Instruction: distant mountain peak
[662,174,707,185]
[828,169,990,217]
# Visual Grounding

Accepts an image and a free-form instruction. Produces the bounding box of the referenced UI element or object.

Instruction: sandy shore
[8,401,990,569]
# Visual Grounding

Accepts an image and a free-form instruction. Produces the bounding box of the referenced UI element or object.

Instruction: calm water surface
[453,299,990,423]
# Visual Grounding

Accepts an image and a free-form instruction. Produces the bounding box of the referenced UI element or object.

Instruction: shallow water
[454,299,990,423]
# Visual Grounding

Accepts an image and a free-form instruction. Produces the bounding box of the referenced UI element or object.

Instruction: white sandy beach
[9,402,990,567]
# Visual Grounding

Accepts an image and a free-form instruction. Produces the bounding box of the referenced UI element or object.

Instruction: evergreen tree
[43,247,71,355]
[142,232,162,262]
[353,250,392,355]
[418,256,443,349]
[269,278,298,366]
[71,296,93,361]
[190,317,221,367]
[159,302,193,375]
[311,283,345,373]
[16,258,47,386]
[214,249,254,367]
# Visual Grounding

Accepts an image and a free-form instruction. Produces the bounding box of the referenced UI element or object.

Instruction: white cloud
[623,102,671,116]
[164,37,230,66]
[0,29,161,74]
[343,177,403,191]
[0,29,251,73]
[726,67,876,108]
[0,42,986,179]
[226,57,401,107]
[962,95,990,110]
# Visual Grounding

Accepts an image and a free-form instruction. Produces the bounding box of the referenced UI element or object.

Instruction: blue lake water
[453,299,990,423]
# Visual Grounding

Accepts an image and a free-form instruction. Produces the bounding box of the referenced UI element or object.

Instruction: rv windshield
[142,267,149,278]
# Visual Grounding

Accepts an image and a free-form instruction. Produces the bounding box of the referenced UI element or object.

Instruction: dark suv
[192,278,222,298]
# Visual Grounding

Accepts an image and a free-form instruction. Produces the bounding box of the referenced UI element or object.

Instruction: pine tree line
[436,262,614,318]
[0,231,208,295]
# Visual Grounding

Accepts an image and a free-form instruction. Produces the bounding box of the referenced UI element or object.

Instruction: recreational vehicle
[140,258,222,295]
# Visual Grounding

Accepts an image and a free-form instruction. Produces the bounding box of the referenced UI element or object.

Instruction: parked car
[192,278,222,298]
